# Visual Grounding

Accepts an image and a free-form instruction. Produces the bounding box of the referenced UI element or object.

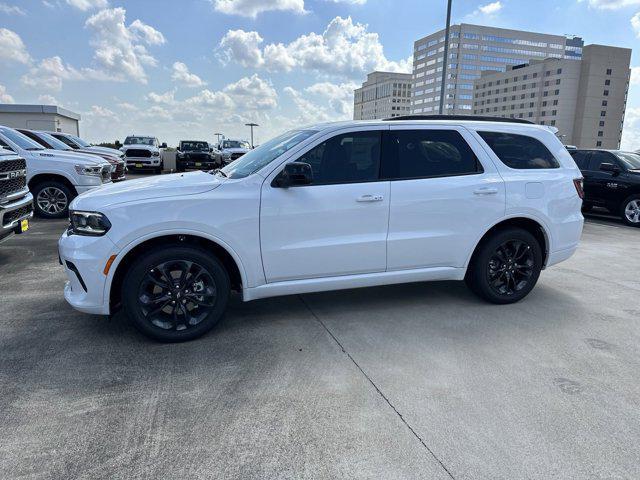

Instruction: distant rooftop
[0,104,80,121]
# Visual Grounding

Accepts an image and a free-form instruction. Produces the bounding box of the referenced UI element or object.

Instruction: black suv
[570,149,640,227]
[176,140,218,172]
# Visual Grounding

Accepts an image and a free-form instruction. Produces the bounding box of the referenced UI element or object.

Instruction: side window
[589,151,617,172]
[569,150,590,170]
[0,137,12,151]
[296,131,381,185]
[382,129,482,180]
[53,134,76,148]
[479,131,560,169]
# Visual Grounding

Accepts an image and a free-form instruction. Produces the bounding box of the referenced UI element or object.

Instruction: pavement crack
[298,295,456,480]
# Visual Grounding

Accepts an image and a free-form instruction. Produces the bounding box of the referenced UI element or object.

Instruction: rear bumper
[58,229,118,315]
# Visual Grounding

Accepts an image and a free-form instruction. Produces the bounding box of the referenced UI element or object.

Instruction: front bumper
[58,229,118,315]
[178,158,218,169]
[126,157,161,168]
[0,191,33,242]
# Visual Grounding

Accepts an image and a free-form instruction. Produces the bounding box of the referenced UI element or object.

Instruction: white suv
[0,126,112,218]
[59,118,584,342]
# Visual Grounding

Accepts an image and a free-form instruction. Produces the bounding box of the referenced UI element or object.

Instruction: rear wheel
[621,195,640,227]
[32,181,74,219]
[466,227,543,304]
[122,246,230,342]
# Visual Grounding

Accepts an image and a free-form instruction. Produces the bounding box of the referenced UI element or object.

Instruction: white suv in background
[0,126,112,218]
[120,135,166,174]
[59,117,584,342]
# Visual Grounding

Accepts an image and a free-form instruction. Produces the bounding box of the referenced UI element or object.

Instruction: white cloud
[283,87,335,125]
[223,74,278,110]
[66,0,108,11]
[632,12,640,36]
[0,3,26,15]
[85,7,165,84]
[218,16,410,79]
[0,84,15,103]
[323,0,367,3]
[117,102,137,111]
[171,61,206,88]
[146,89,176,105]
[211,0,306,18]
[184,89,235,110]
[580,0,640,9]
[0,28,31,64]
[631,66,640,84]
[37,94,58,105]
[476,1,502,15]
[621,106,640,150]
[305,81,358,115]
[21,56,108,92]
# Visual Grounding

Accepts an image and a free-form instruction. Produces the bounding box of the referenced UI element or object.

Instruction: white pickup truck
[120,135,167,174]
[0,126,112,219]
[0,148,33,243]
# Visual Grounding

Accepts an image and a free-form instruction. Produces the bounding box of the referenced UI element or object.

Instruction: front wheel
[621,195,640,227]
[122,246,230,342]
[466,227,543,304]
[32,181,74,219]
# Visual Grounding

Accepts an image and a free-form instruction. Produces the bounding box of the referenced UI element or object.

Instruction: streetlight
[438,0,453,115]
[214,132,223,147]
[245,123,259,149]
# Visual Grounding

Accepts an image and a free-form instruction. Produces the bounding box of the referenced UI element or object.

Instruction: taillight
[573,178,584,200]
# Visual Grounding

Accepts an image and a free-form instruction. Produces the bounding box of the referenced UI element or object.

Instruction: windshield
[39,132,74,150]
[615,152,640,170]
[222,140,250,149]
[181,141,209,151]
[125,136,155,146]
[0,127,45,150]
[68,134,90,147]
[220,130,318,179]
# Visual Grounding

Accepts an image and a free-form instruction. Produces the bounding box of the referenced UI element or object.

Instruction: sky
[1,0,640,148]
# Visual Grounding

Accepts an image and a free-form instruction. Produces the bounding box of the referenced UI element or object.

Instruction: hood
[121,144,158,152]
[76,148,121,163]
[223,147,249,154]
[35,149,107,165]
[86,146,123,157]
[71,170,224,210]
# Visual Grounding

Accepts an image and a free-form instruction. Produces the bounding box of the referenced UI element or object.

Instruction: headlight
[75,164,102,176]
[152,151,160,157]
[69,210,112,236]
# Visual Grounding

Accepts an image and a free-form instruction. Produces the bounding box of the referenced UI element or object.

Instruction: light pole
[438,0,453,115]
[245,123,259,149]
[214,132,223,147]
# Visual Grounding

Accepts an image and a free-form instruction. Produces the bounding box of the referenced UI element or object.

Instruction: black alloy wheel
[466,227,543,304]
[122,246,230,342]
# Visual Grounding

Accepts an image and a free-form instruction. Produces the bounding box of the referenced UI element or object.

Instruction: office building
[353,71,412,120]
[473,44,631,148]
[411,24,584,115]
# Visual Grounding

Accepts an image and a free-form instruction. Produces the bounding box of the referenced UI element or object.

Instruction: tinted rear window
[479,131,560,169]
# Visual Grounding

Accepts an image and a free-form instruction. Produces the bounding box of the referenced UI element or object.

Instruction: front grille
[0,158,26,173]
[230,153,245,160]
[125,149,152,158]
[0,176,26,199]
[3,203,32,227]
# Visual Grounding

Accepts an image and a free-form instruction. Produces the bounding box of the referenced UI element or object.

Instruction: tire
[176,162,185,173]
[620,194,640,227]
[32,181,74,219]
[122,245,230,342]
[466,227,543,304]
[581,203,593,213]
[154,167,162,175]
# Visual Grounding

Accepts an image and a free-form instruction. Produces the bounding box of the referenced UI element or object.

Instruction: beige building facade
[353,71,412,120]
[472,44,631,148]
[0,104,81,135]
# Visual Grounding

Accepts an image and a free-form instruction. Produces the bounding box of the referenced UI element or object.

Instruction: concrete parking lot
[1,212,639,479]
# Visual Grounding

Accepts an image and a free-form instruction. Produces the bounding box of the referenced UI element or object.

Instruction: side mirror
[600,163,620,175]
[160,142,167,149]
[273,162,313,188]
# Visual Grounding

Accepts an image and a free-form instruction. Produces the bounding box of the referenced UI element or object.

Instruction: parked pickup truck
[217,139,251,165]
[120,136,167,174]
[176,140,219,172]
[0,148,33,243]
[0,126,112,219]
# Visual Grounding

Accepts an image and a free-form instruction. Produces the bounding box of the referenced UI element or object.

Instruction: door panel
[385,127,506,270]
[260,182,390,282]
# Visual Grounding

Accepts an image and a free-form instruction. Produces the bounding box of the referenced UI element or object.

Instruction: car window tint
[479,131,560,169]
[297,131,381,185]
[569,150,590,169]
[588,151,617,171]
[382,129,481,179]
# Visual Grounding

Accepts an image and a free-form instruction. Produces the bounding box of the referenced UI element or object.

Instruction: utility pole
[245,123,259,149]
[214,132,223,147]
[438,0,453,115]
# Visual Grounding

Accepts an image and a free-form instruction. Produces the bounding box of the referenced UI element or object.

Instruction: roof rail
[382,115,535,125]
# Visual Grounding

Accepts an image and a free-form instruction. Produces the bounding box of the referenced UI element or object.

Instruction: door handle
[356,194,384,202]
[473,187,499,195]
